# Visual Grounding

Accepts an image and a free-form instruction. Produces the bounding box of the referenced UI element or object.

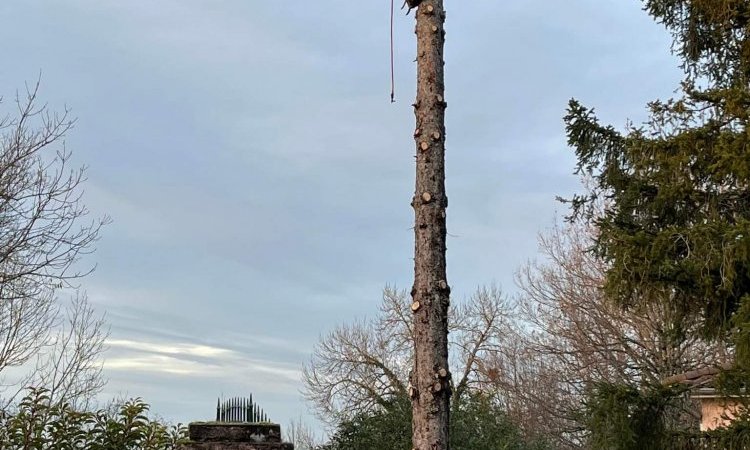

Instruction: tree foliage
[564,0,750,360]
[564,0,750,447]
[583,381,750,450]
[0,387,187,450]
[583,383,679,450]
[644,0,750,86]
[321,393,548,450]
[321,396,410,450]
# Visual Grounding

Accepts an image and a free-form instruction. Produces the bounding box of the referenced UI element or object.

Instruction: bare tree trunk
[410,1,450,449]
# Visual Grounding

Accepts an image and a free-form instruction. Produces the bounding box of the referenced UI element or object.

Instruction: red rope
[390,0,396,102]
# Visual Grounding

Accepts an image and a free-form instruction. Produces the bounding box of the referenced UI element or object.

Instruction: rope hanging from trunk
[391,0,396,102]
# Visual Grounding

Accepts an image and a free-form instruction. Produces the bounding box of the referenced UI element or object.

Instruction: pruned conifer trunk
[409,1,450,449]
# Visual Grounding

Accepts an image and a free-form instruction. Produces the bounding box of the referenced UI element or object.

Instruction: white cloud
[105,355,205,376]
[103,337,301,385]
[107,339,233,359]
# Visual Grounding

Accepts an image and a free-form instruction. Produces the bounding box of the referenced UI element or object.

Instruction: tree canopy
[321,393,548,450]
[565,0,750,362]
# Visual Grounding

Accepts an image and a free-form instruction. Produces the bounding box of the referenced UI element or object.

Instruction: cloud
[107,339,233,359]
[104,337,301,385]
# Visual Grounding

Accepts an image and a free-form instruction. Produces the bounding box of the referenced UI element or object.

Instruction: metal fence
[215,395,269,423]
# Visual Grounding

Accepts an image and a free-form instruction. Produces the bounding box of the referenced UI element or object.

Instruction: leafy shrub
[0,387,187,450]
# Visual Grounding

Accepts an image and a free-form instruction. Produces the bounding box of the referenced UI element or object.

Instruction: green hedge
[0,387,188,450]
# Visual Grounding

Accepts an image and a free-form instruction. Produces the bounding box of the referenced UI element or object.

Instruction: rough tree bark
[409,1,450,449]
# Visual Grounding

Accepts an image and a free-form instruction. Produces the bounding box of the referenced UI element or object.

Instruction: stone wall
[177,422,294,450]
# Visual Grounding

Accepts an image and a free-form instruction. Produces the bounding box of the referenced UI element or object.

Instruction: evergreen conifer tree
[566,0,750,365]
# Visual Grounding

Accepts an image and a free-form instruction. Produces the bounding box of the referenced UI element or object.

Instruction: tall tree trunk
[410,1,449,449]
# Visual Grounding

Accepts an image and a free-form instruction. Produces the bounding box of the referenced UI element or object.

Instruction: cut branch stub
[420,142,430,152]
[432,131,441,141]
[421,192,432,203]
[437,368,449,378]
[438,280,448,290]
[411,301,422,312]
[414,128,422,137]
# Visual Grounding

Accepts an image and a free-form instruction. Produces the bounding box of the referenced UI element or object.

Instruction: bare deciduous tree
[477,211,727,448]
[0,81,109,409]
[302,286,514,425]
[30,292,107,410]
[450,285,513,403]
[0,284,56,378]
[0,81,107,296]
[302,287,411,424]
[286,417,324,450]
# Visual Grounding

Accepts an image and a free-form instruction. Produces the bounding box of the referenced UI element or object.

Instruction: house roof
[661,363,734,388]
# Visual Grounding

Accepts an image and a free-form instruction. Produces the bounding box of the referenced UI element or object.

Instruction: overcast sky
[1,0,682,433]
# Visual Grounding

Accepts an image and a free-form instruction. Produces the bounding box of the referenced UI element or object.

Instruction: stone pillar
[178,422,294,450]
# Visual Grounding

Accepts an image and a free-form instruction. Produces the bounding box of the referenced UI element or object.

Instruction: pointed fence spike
[209,396,279,423]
